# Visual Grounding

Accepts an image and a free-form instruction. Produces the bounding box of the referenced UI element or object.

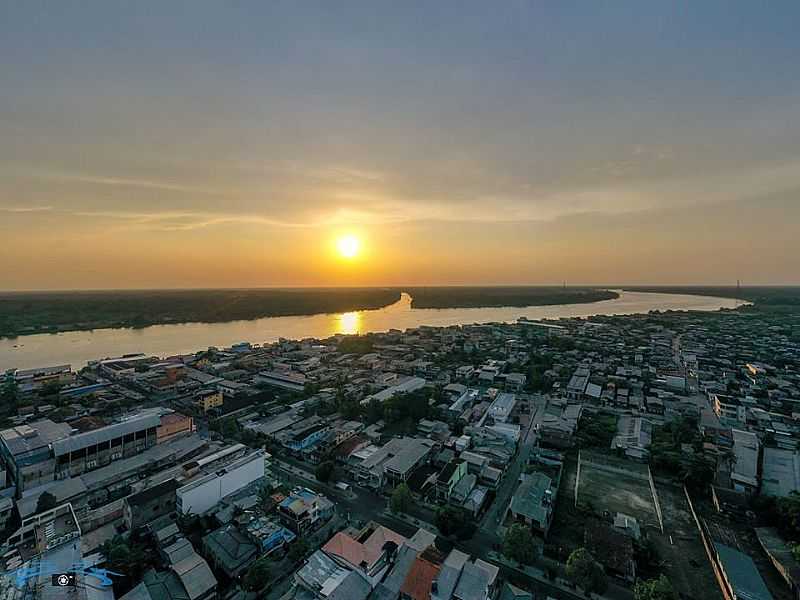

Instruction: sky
[1,1,799,290]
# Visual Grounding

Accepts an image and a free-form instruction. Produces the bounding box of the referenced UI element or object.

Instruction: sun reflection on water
[337,311,361,335]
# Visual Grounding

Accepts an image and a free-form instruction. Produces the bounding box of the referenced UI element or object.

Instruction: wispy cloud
[0,205,53,213]
[31,171,230,195]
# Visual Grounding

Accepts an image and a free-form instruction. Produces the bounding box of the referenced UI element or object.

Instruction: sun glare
[336,235,360,259]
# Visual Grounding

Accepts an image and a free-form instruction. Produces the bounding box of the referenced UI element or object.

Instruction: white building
[486,393,516,424]
[176,450,265,515]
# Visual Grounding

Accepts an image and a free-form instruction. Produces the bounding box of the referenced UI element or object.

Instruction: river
[0,290,741,370]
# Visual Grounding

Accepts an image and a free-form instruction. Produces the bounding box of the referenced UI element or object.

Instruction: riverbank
[407,286,618,309]
[0,286,619,339]
[0,290,741,371]
[0,288,402,338]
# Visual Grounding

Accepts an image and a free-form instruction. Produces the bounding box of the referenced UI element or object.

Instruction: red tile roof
[400,554,442,600]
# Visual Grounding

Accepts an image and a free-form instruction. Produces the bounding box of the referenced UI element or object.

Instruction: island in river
[0,286,618,338]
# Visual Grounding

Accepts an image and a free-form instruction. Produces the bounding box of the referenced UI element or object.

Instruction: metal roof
[52,413,160,456]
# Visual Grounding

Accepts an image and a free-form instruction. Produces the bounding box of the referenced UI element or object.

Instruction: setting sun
[336,235,361,259]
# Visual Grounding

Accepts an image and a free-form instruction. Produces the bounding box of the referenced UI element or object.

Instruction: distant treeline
[622,286,800,307]
[0,288,401,338]
[406,286,618,309]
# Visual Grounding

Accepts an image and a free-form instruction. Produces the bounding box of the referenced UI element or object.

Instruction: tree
[258,484,274,508]
[503,524,536,565]
[315,461,335,483]
[35,491,57,514]
[390,483,412,514]
[634,575,677,600]
[566,548,607,595]
[244,556,272,591]
[681,454,715,493]
[100,535,150,583]
[287,539,309,563]
[435,507,476,540]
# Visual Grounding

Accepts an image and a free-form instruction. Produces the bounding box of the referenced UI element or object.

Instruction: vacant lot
[650,483,723,600]
[577,452,658,527]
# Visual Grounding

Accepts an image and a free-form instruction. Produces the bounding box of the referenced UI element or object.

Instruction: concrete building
[0,420,72,494]
[123,479,181,530]
[435,460,467,502]
[611,416,653,461]
[485,393,516,424]
[176,449,265,515]
[194,390,223,413]
[730,429,759,495]
[277,488,334,534]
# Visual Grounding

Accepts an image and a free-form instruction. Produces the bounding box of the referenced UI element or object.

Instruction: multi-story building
[176,449,265,515]
[435,459,467,502]
[277,488,334,534]
[0,420,72,494]
[194,390,223,413]
[0,410,194,496]
[51,412,160,480]
[711,393,747,424]
[123,479,181,530]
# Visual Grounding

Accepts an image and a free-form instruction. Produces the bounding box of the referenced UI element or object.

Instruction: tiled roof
[399,547,444,600]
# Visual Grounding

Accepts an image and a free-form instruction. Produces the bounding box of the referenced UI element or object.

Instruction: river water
[0,290,740,370]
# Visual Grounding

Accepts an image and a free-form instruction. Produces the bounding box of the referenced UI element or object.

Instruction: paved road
[265,395,636,600]
[480,395,546,531]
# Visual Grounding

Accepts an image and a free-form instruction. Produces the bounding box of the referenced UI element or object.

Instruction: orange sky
[2,3,800,289]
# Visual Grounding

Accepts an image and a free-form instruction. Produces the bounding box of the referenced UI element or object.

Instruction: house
[450,473,478,506]
[435,460,467,502]
[506,473,555,538]
[611,416,653,461]
[504,373,527,392]
[159,536,217,600]
[277,488,334,534]
[242,515,296,557]
[566,368,590,401]
[400,546,445,600]
[486,393,516,424]
[354,437,435,490]
[322,522,406,586]
[499,583,533,600]
[203,524,258,578]
[295,549,372,600]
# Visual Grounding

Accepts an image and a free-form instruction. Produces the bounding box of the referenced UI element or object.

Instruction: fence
[683,485,732,600]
